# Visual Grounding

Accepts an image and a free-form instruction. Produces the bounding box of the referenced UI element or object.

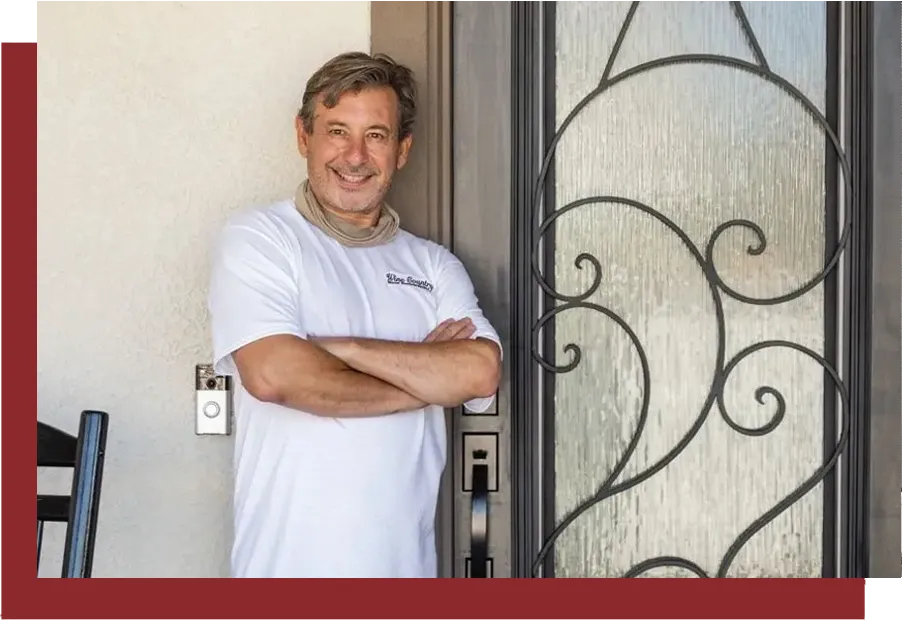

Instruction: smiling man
[207,52,502,578]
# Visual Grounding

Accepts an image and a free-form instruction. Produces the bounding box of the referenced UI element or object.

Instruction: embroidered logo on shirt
[386,272,434,292]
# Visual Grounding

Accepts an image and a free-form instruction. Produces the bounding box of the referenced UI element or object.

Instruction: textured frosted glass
[550,1,829,578]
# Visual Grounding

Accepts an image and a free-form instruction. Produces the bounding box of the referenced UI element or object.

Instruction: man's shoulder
[398,231,472,280]
[222,198,299,233]
[394,228,456,263]
[217,197,316,250]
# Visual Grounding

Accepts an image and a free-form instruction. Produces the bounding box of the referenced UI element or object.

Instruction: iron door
[444,0,886,579]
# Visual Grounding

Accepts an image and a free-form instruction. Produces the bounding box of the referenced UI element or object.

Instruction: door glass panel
[548,1,832,577]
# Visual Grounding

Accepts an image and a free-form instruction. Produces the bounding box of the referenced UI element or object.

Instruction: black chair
[37,410,109,577]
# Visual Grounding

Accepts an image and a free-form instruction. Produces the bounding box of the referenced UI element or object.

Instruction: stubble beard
[311,168,392,216]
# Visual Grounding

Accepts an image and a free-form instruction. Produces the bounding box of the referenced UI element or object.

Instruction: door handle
[469,452,489,578]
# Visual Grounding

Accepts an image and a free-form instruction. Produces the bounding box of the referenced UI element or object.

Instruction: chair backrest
[37,410,109,577]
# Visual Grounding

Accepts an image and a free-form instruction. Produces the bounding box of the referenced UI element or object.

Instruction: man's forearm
[277,366,428,417]
[314,337,501,408]
[234,335,427,418]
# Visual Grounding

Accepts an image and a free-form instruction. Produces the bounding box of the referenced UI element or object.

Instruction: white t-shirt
[207,198,501,578]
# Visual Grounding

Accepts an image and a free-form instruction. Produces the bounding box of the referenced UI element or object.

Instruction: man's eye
[368,133,386,140]
[329,128,346,136]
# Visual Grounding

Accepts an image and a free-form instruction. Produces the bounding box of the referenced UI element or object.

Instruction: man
[207,51,502,578]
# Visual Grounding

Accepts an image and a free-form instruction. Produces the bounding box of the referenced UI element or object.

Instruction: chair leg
[37,520,44,575]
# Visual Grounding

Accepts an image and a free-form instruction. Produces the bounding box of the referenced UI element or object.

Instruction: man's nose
[342,136,369,167]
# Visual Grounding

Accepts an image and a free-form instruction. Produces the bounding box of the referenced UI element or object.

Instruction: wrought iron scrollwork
[529,1,851,577]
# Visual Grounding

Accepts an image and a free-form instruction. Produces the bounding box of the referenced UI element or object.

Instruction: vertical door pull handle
[469,451,489,578]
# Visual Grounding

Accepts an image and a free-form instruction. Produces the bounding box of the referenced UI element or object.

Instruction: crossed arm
[232,318,501,417]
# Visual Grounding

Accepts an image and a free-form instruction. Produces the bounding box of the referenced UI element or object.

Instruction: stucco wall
[37,0,371,577]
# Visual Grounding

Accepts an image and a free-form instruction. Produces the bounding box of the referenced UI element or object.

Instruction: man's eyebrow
[322,121,394,135]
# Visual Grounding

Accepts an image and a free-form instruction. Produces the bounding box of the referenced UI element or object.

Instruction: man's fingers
[424,318,455,342]
[447,324,474,339]
[424,318,475,342]
[444,319,476,340]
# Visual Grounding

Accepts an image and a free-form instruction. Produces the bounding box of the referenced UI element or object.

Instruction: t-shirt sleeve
[433,248,503,413]
[207,216,306,376]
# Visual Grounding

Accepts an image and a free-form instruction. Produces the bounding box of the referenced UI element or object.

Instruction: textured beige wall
[37,0,370,577]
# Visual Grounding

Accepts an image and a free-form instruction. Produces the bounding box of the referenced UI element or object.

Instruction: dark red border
[2,41,866,620]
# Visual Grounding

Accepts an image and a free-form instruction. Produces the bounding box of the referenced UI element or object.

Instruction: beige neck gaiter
[294,179,400,247]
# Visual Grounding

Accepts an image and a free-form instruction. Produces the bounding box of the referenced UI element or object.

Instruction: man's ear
[295,115,310,158]
[396,134,413,170]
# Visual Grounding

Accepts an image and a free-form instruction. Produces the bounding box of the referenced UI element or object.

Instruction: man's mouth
[331,169,372,188]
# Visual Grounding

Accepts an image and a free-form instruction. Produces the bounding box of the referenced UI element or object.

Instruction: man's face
[296,86,412,217]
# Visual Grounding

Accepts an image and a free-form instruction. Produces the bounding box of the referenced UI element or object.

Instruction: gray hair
[298,51,418,139]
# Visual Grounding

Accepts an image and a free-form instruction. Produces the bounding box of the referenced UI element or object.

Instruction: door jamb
[864,0,901,578]
[371,1,455,578]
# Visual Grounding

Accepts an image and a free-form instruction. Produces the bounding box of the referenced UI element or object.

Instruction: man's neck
[324,203,382,229]
[311,186,382,229]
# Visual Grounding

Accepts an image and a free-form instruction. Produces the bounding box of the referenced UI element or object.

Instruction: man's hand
[423,318,476,342]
